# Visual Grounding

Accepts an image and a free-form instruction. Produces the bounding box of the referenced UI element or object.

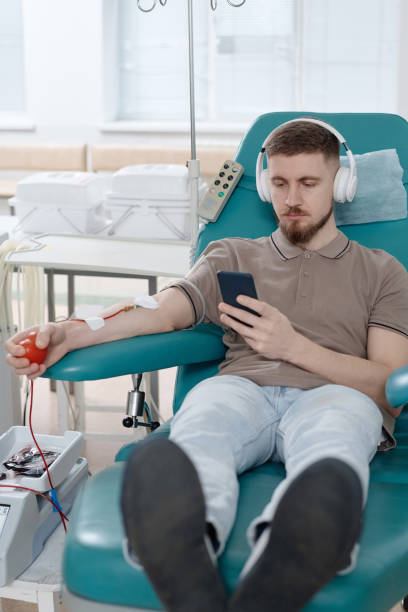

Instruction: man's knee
[308,384,383,433]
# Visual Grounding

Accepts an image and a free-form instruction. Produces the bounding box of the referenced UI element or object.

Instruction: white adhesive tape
[134,295,159,310]
[85,316,105,330]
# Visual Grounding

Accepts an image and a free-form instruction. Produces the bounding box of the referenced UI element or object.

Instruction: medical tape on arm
[77,295,159,330]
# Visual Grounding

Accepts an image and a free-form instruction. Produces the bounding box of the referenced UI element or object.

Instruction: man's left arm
[218,296,408,419]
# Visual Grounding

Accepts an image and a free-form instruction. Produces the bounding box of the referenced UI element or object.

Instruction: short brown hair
[265,119,340,160]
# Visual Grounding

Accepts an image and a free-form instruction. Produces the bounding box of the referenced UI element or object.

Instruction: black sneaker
[120,437,228,612]
[229,458,363,612]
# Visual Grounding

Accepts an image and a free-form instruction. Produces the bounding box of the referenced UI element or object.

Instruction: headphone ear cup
[333,166,349,203]
[346,174,358,202]
[260,169,272,203]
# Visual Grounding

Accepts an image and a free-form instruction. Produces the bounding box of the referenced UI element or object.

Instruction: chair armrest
[385,365,408,407]
[42,323,225,381]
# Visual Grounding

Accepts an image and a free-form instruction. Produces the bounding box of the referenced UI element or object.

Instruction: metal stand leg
[67,274,75,395]
[56,380,70,433]
[47,271,75,395]
[73,381,86,432]
[148,277,159,408]
[46,271,57,393]
[143,372,161,424]
[37,590,62,612]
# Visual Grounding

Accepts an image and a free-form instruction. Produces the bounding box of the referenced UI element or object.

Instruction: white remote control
[198,160,244,222]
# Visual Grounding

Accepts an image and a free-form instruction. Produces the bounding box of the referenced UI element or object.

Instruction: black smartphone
[217,270,260,324]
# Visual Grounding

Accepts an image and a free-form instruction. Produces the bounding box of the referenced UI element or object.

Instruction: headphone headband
[256,117,357,204]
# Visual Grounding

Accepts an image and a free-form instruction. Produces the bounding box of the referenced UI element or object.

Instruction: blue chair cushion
[60,112,408,612]
[64,427,408,612]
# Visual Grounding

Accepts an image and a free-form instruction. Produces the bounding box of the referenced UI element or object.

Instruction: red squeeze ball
[18,331,48,365]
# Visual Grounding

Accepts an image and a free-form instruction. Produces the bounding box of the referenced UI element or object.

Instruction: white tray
[0,427,83,492]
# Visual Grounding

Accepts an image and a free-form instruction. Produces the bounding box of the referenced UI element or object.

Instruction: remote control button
[219,171,225,177]
[210,188,216,193]
[232,166,239,173]
[218,192,224,197]
[215,179,220,185]
[224,163,230,169]
[228,175,233,181]
[223,184,229,189]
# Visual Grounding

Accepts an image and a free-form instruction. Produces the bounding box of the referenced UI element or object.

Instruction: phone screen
[217,270,259,324]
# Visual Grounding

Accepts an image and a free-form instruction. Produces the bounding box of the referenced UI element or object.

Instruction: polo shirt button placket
[301,252,312,298]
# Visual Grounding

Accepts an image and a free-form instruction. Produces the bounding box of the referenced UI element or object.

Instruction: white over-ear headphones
[255,118,357,204]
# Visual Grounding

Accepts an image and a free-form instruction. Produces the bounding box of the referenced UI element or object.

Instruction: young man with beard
[5,120,408,612]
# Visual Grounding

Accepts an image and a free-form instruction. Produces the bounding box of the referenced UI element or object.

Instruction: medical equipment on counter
[103,164,207,241]
[9,172,111,236]
[0,426,87,586]
[198,160,244,222]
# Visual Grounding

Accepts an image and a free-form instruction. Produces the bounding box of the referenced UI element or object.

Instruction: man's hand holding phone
[217,270,300,362]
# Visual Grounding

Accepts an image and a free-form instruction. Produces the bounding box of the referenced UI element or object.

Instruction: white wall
[23,0,104,141]
[0,0,195,148]
[0,0,407,148]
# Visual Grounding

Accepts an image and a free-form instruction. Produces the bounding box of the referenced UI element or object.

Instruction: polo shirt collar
[271,227,350,260]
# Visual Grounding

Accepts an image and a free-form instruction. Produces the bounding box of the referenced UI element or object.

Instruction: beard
[278,203,334,246]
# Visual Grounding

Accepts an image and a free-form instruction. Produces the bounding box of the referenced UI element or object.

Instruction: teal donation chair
[45,112,408,612]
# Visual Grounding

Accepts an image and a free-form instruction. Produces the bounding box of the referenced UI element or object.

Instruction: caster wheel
[122,417,134,428]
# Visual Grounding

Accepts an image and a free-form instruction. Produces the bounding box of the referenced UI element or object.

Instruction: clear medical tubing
[0,240,45,342]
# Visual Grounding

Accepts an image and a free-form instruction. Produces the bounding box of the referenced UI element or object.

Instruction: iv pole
[186,0,200,253]
[135,0,247,251]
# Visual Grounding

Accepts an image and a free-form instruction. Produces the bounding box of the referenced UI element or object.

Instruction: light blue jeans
[169,375,383,556]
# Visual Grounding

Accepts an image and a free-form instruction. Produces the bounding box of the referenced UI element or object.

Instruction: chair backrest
[197,112,408,265]
[173,112,408,412]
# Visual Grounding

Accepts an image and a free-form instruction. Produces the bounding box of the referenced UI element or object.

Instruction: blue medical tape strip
[50,488,63,513]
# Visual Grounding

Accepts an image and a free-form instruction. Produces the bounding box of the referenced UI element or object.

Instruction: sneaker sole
[229,458,363,612]
[120,437,227,612]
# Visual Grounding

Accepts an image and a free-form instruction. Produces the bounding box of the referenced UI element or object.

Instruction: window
[115,0,401,124]
[0,0,25,114]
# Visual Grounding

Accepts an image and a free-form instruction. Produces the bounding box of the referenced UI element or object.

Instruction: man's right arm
[5,287,194,380]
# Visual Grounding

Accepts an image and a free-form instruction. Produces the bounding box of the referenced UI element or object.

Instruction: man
[6,120,408,612]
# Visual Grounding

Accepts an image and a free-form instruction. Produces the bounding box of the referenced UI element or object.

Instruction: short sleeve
[368,256,408,339]
[162,239,236,326]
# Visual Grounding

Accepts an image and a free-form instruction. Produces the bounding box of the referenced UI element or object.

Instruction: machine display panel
[0,505,10,537]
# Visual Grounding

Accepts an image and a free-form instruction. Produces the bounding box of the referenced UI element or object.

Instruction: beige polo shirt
[168,228,408,448]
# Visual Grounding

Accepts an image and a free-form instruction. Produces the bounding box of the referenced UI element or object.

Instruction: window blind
[116,0,401,122]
